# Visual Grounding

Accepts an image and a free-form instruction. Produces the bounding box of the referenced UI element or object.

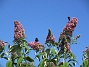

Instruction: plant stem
[11,56,14,67]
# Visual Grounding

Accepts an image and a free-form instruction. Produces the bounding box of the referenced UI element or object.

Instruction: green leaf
[0,53,4,58]
[3,57,8,60]
[80,64,83,67]
[6,61,12,67]
[10,45,22,56]
[25,56,34,62]
[69,64,72,67]
[17,57,23,66]
[45,49,50,56]
[8,44,10,49]
[0,46,4,53]
[22,39,27,42]
[83,60,88,67]
[39,59,45,67]
[68,59,77,63]
[51,48,57,55]
[68,59,77,67]
[51,59,57,65]
[56,66,60,67]
[72,62,76,66]
[36,52,45,61]
[39,58,48,67]
[62,62,69,67]
[10,45,21,53]
[71,53,76,59]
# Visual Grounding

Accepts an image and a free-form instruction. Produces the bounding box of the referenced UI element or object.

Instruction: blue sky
[0,0,89,67]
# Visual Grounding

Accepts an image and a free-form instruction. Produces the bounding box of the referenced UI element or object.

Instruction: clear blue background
[0,0,89,67]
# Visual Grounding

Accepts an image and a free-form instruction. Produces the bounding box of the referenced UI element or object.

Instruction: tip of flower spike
[14,20,25,40]
[48,28,52,36]
[71,17,78,24]
[14,20,20,25]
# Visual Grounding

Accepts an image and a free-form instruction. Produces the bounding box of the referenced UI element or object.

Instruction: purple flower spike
[14,20,26,40]
[0,40,6,46]
[63,17,78,36]
[28,38,44,50]
[46,29,55,43]
[28,42,44,50]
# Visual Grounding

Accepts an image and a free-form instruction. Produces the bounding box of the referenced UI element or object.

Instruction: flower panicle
[14,20,26,40]
[45,29,55,43]
[58,17,78,53]
[63,17,78,36]
[28,38,44,50]
[0,40,6,46]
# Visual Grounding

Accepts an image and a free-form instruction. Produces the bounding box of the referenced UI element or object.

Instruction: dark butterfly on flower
[68,17,70,21]
[35,38,39,42]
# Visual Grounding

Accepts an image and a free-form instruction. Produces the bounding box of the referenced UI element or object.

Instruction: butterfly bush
[45,29,55,43]
[65,42,71,52]
[80,47,89,67]
[83,47,89,60]
[0,40,6,54]
[0,40,6,46]
[58,17,78,53]
[14,20,25,40]
[63,17,78,36]
[0,17,85,67]
[28,38,44,50]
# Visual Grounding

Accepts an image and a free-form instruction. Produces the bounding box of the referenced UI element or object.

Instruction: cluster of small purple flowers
[83,47,89,52]
[45,29,55,43]
[0,40,6,46]
[46,35,55,43]
[63,17,78,36]
[83,47,89,60]
[14,20,25,40]
[58,17,78,52]
[28,29,55,50]
[28,42,44,50]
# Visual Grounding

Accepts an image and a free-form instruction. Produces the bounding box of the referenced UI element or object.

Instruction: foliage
[0,17,88,67]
